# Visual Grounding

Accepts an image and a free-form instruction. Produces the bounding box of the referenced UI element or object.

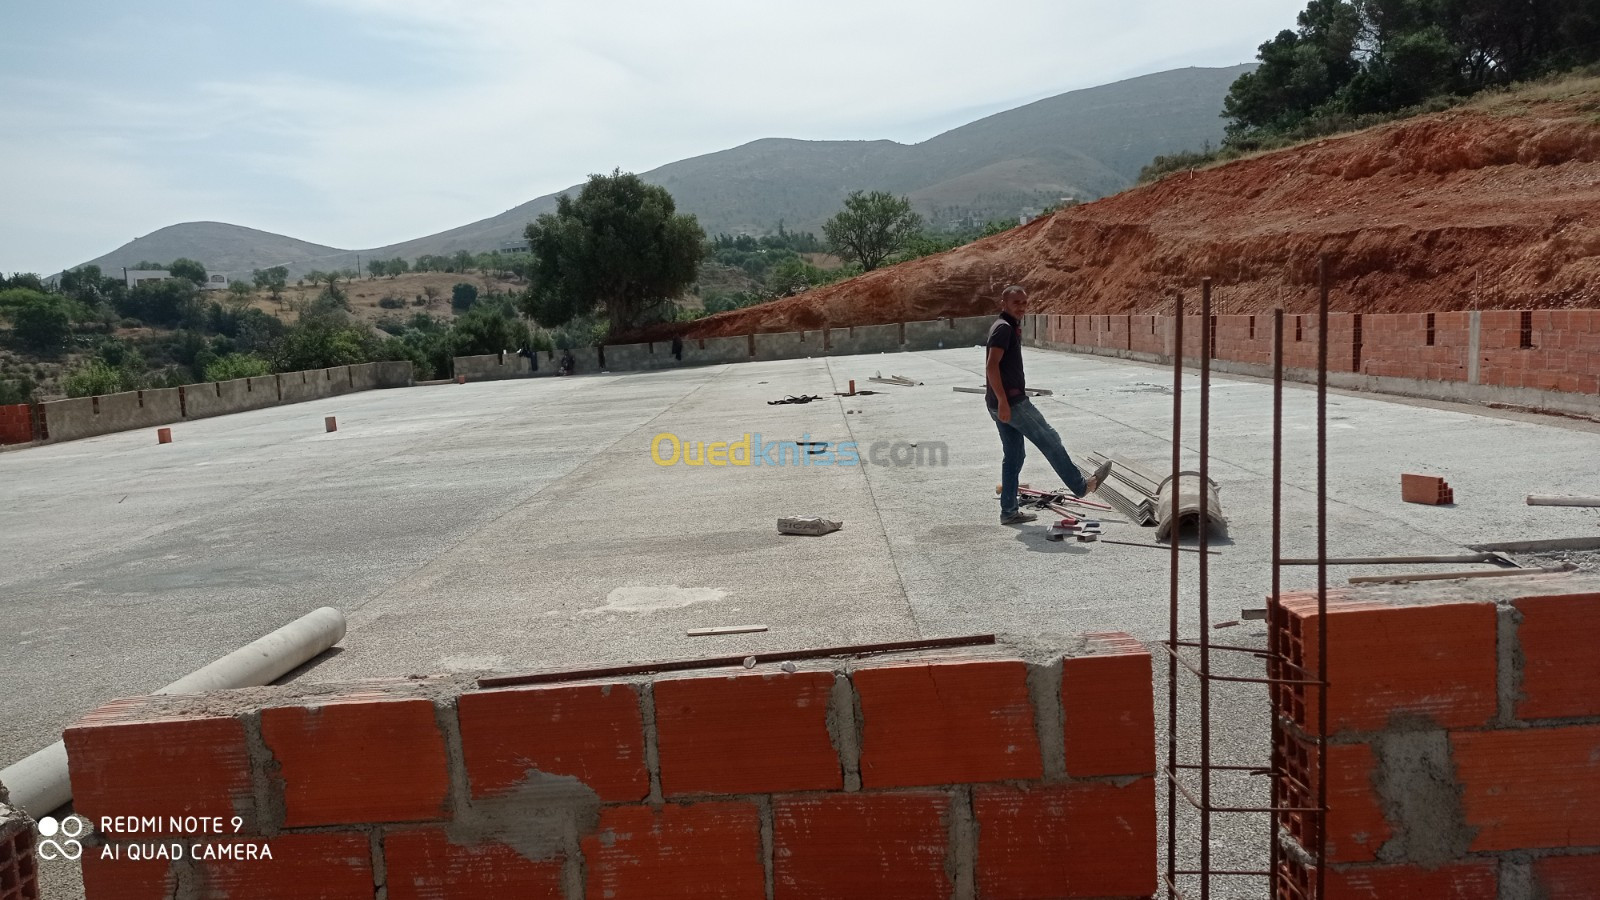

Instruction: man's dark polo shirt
[985,311,1025,410]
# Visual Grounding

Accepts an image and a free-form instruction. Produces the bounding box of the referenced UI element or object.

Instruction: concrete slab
[4,346,1598,897]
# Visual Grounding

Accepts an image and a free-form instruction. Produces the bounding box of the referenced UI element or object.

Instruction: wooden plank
[686,625,769,637]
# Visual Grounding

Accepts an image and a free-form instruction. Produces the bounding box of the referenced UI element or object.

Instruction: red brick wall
[1271,573,1600,898]
[1029,309,1599,398]
[0,403,32,445]
[65,637,1157,899]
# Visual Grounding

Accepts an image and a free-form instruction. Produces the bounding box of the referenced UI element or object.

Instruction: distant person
[671,335,683,361]
[559,350,575,376]
[986,285,1112,525]
[518,346,538,373]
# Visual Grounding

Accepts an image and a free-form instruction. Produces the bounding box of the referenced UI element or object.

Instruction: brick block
[855,659,1041,788]
[1533,853,1600,900]
[1455,725,1600,851]
[582,802,763,900]
[79,850,171,900]
[772,793,950,900]
[653,669,840,796]
[1061,633,1154,777]
[386,828,564,900]
[459,682,647,802]
[260,697,450,827]
[65,699,254,834]
[1400,473,1451,505]
[1277,734,1388,863]
[974,779,1156,899]
[1514,592,1600,720]
[1275,594,1497,734]
[194,832,373,899]
[0,818,38,900]
[1321,860,1499,899]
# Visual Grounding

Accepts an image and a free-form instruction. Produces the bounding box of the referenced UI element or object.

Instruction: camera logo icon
[36,815,87,861]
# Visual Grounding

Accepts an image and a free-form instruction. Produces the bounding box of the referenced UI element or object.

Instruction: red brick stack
[0,404,33,445]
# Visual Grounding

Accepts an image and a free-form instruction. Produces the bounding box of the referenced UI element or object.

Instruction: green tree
[226,280,255,308]
[822,191,923,272]
[386,257,409,277]
[64,359,129,397]
[252,266,289,307]
[451,282,478,312]
[10,296,73,353]
[168,258,208,284]
[204,353,272,382]
[522,170,705,333]
[452,297,530,356]
[366,259,387,279]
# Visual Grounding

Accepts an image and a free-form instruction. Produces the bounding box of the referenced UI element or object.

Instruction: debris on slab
[778,516,843,536]
[1402,473,1454,505]
[768,395,824,405]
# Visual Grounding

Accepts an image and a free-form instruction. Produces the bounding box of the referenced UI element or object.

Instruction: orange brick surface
[974,779,1156,899]
[78,852,172,900]
[1322,860,1499,899]
[654,671,842,796]
[855,659,1041,788]
[260,697,450,827]
[772,793,950,900]
[1455,725,1600,851]
[1321,743,1390,863]
[582,802,764,900]
[1532,853,1600,900]
[1513,592,1600,720]
[1277,595,1497,734]
[1061,633,1154,777]
[386,828,565,900]
[65,700,254,834]
[194,832,374,899]
[458,682,647,802]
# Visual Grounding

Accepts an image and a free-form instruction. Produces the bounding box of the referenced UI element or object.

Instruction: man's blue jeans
[990,398,1088,520]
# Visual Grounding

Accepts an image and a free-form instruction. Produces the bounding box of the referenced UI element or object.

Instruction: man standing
[986,285,1112,525]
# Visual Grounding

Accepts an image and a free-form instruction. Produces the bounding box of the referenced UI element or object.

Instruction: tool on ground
[768,395,824,405]
[871,372,923,386]
[1098,538,1220,555]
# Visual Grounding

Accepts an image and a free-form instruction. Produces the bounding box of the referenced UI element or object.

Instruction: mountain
[75,65,1251,279]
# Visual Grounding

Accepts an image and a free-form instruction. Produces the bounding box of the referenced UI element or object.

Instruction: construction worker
[986,285,1112,525]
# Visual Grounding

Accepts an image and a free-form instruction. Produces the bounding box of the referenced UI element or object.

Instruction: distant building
[123,268,170,288]
[499,240,531,254]
[203,273,229,291]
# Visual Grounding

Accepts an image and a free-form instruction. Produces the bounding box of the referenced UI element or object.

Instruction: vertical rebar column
[1269,307,1285,897]
[1166,293,1183,899]
[1316,257,1331,899]
[1198,279,1213,899]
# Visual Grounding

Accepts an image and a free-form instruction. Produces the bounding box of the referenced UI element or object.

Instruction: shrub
[378,295,406,309]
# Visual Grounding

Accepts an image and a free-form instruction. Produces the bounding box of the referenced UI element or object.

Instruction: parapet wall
[1025,309,1600,414]
[16,361,414,446]
[66,634,1156,900]
[452,316,996,381]
[1270,572,1600,899]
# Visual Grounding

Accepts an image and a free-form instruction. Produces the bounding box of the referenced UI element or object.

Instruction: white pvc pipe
[1526,494,1600,508]
[0,607,346,817]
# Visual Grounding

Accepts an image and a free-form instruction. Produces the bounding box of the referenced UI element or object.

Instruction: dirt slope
[656,80,1600,340]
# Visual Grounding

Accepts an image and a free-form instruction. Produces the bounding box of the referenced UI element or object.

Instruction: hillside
[644,76,1600,340]
[77,222,353,281]
[73,66,1249,280]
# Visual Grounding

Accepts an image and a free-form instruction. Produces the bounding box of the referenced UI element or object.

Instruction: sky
[0,0,1301,276]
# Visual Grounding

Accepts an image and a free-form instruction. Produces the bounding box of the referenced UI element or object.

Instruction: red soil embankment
[645,89,1600,341]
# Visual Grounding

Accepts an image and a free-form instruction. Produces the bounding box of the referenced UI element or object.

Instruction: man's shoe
[1001,511,1038,525]
[1084,460,1114,495]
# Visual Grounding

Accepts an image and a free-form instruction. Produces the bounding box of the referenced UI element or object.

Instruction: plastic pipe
[0,607,346,816]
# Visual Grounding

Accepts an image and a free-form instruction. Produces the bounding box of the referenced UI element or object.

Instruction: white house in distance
[120,269,230,290]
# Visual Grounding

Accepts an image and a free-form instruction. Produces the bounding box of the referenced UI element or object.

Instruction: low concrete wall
[455,352,531,381]
[37,361,416,445]
[753,330,817,361]
[828,323,903,356]
[183,377,279,420]
[67,633,1158,900]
